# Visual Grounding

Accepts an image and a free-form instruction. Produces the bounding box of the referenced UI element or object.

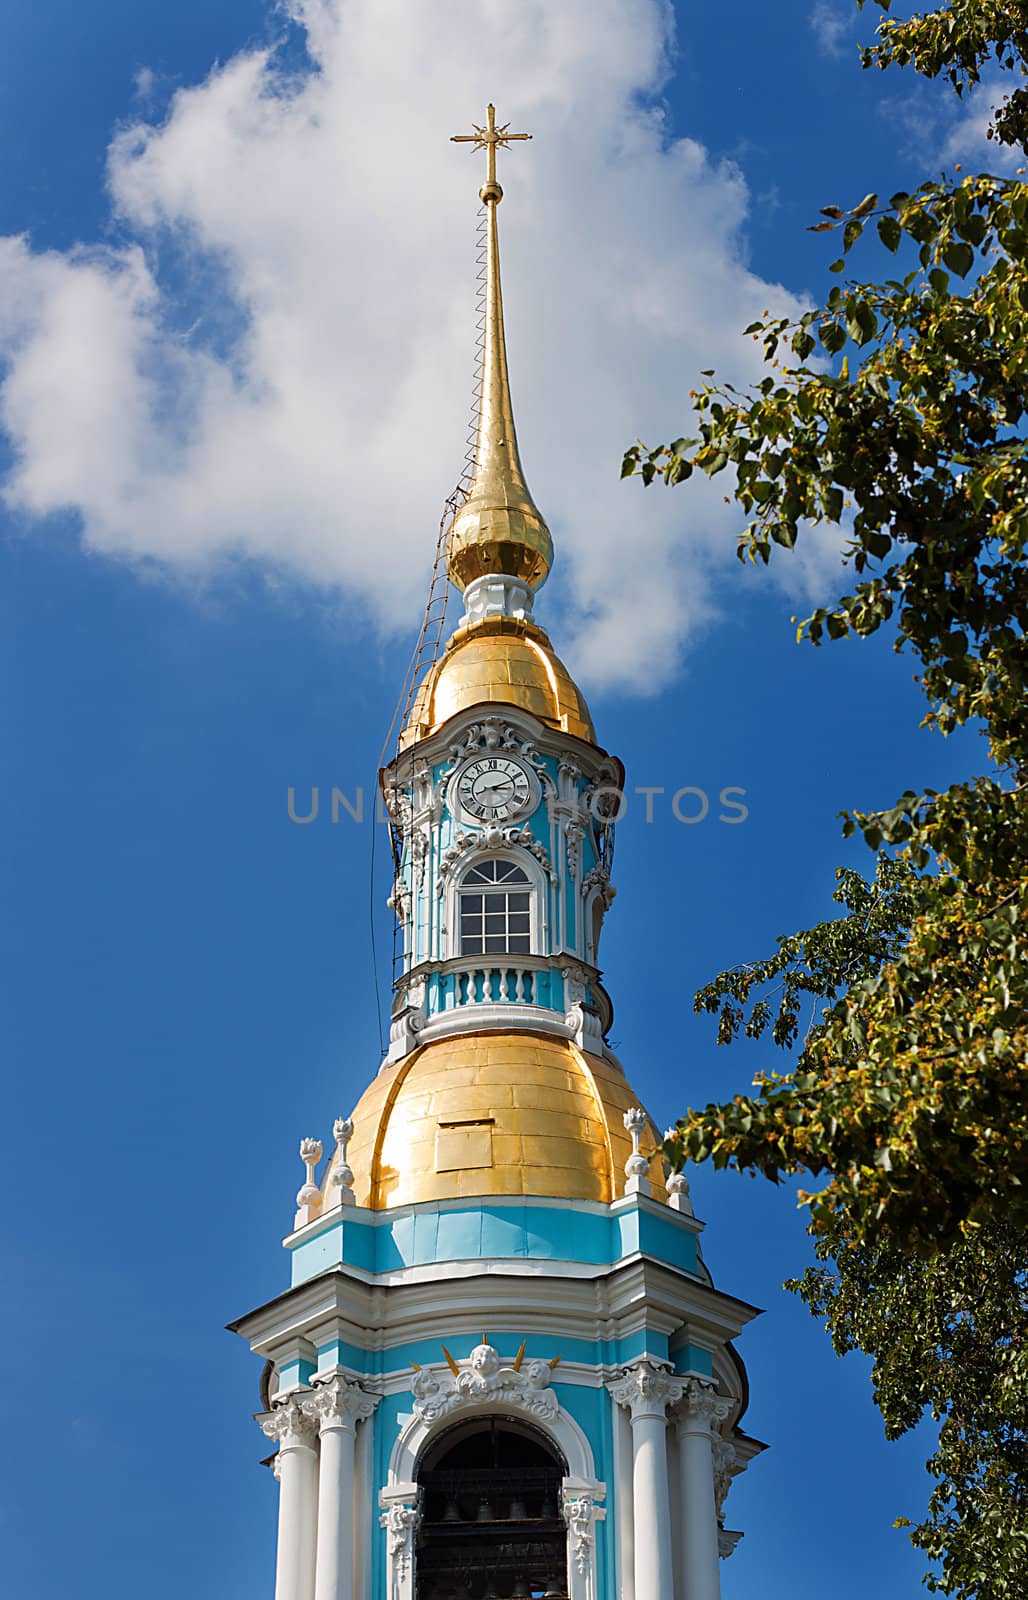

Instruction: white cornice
[230,1255,760,1374]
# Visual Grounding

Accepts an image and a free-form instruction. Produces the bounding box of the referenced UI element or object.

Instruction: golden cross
[451,103,531,199]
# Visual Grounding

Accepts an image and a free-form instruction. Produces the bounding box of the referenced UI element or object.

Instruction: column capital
[608,1358,686,1421]
[258,1393,318,1452]
[673,1378,733,1437]
[302,1372,379,1434]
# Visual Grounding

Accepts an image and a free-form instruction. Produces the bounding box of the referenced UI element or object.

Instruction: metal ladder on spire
[371,207,491,1022]
[392,205,488,752]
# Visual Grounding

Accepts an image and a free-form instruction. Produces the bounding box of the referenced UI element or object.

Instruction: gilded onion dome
[399,614,594,749]
[323,1031,664,1210]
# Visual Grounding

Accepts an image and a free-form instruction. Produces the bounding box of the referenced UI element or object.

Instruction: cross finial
[451,103,531,203]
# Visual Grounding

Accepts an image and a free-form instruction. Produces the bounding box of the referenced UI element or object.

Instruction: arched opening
[415,1415,569,1599]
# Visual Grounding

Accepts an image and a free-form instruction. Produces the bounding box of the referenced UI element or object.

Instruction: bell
[511,1580,530,1598]
[540,1495,556,1519]
[542,1585,567,1599]
[507,1496,528,1520]
[443,1497,461,1522]
[476,1496,495,1521]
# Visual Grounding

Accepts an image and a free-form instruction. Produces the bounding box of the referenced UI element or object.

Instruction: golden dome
[333,1031,664,1210]
[399,616,594,749]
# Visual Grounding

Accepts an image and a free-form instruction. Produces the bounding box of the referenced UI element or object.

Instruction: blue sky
[0,3,999,1596]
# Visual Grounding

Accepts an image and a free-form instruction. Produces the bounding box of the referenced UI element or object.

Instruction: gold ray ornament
[451,103,532,203]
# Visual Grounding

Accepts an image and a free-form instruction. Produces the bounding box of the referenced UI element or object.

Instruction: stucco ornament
[301,1372,378,1432]
[712,1434,739,1519]
[608,1358,686,1419]
[380,1501,421,1583]
[437,823,554,890]
[258,1394,317,1451]
[410,1339,561,1423]
[561,1490,601,1577]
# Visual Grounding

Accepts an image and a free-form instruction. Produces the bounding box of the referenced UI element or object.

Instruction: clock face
[455,755,535,822]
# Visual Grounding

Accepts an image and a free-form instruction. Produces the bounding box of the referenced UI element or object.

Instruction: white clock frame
[447,751,541,828]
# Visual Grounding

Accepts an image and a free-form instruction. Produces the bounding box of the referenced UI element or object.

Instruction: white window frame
[444,847,548,962]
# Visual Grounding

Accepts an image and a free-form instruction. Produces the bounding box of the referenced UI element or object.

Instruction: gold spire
[447,106,553,592]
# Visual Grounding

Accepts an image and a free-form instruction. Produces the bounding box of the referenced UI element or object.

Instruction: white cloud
[939,70,1024,173]
[811,2,851,60]
[0,0,812,692]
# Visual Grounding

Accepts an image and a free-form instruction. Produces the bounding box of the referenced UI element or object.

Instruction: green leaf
[942,239,974,277]
[843,217,865,253]
[877,214,902,252]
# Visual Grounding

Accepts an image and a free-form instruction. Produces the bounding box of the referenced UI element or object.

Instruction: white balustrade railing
[454,964,540,1006]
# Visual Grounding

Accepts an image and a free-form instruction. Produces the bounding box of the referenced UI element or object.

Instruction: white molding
[235,1258,758,1383]
[413,997,572,1046]
[389,1385,598,1487]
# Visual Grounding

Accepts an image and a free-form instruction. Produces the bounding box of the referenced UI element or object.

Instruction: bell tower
[230,106,765,1600]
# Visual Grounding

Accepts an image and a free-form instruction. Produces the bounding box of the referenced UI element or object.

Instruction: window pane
[508,934,531,954]
[507,893,530,912]
[508,913,530,934]
[461,934,483,955]
[484,893,506,913]
[484,914,506,935]
[461,893,483,914]
[484,934,507,953]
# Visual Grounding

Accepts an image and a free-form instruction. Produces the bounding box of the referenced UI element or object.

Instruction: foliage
[793,1219,1028,1598]
[688,854,1028,1596]
[623,3,1028,1593]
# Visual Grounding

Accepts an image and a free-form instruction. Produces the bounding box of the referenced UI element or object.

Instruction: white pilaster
[260,1395,319,1600]
[608,1360,684,1600]
[674,1380,733,1600]
[302,1374,379,1600]
[560,1480,606,1600]
[379,1485,421,1600]
[611,1398,635,1600]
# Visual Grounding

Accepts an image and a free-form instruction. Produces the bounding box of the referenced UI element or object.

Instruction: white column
[260,1395,319,1600]
[302,1374,379,1600]
[674,1380,733,1600]
[608,1361,684,1600]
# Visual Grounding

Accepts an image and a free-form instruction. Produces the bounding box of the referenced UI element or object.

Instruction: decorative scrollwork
[410,1339,561,1424]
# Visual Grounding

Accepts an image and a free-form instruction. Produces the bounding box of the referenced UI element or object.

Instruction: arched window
[416,1416,569,1599]
[459,859,532,957]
